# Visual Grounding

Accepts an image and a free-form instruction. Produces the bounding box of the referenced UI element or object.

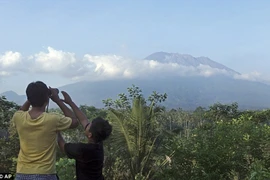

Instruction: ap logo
[0,173,13,179]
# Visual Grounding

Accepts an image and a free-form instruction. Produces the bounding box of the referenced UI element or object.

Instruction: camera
[48,88,59,97]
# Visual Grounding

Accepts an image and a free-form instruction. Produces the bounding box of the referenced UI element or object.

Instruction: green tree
[0,96,20,173]
[103,85,170,180]
[205,102,239,122]
[56,158,76,180]
[162,113,270,180]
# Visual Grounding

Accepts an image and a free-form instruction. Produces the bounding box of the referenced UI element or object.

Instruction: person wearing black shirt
[57,91,112,180]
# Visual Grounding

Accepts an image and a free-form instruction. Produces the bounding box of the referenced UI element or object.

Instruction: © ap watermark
[0,173,14,179]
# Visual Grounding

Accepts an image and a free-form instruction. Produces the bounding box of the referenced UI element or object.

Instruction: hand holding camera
[49,87,60,103]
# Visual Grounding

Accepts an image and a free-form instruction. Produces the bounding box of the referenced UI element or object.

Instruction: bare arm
[57,132,66,153]
[50,88,79,129]
[19,100,31,111]
[61,91,89,129]
[68,101,89,128]
[55,100,79,129]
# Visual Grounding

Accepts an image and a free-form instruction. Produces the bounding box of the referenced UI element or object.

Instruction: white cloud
[0,47,235,79]
[84,54,129,77]
[77,54,138,81]
[1,47,268,85]
[232,71,270,86]
[233,71,262,81]
[75,54,232,81]
[197,64,229,77]
[0,51,22,77]
[0,51,21,68]
[29,47,77,75]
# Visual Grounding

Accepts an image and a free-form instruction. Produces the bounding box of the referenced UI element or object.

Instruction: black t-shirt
[64,142,104,180]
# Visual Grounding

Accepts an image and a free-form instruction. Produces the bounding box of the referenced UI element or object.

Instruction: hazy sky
[1,0,270,94]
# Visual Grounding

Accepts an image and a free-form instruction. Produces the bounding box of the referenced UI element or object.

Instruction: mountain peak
[144,52,171,61]
[145,52,197,59]
[145,52,240,75]
[1,90,18,96]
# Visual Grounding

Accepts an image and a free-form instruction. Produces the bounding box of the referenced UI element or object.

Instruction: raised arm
[61,91,89,129]
[19,100,31,111]
[50,88,79,129]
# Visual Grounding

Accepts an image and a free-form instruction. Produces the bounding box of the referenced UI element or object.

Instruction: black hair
[26,81,50,107]
[89,117,112,143]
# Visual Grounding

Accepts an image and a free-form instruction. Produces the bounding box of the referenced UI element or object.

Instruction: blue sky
[0,0,270,94]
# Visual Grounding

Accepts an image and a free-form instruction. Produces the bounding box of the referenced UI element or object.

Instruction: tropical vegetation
[0,85,269,180]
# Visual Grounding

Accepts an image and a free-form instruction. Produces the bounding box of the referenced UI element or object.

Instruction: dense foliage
[0,86,269,180]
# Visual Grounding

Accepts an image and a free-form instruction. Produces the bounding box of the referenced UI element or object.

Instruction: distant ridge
[0,91,26,105]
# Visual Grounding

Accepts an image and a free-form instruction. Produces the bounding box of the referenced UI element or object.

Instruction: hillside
[57,76,270,110]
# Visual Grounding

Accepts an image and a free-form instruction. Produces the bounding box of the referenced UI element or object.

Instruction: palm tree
[106,97,170,180]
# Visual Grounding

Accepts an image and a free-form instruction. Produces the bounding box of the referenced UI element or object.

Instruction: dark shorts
[15,173,58,180]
